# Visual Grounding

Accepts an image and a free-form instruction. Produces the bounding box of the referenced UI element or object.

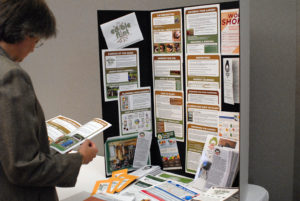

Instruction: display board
[98,1,239,179]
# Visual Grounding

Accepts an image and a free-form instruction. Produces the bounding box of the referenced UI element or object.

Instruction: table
[57,156,269,201]
[56,155,106,200]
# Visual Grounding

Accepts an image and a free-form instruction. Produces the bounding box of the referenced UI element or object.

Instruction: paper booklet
[46,115,111,154]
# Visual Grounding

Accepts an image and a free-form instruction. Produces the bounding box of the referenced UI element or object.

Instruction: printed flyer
[221,9,240,55]
[153,55,183,91]
[154,90,184,141]
[118,87,152,136]
[151,9,182,54]
[184,4,220,54]
[157,131,182,170]
[223,57,240,105]
[102,48,140,101]
[186,55,220,90]
[185,102,220,174]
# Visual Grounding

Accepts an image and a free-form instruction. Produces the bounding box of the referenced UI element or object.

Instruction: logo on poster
[111,22,131,43]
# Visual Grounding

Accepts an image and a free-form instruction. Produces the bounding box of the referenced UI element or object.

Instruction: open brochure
[191,135,239,191]
[47,115,111,154]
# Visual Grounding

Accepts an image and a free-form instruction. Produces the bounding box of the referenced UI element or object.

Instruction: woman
[0,0,98,200]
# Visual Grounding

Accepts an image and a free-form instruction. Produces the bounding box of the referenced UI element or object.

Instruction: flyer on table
[102,48,140,102]
[157,131,182,170]
[118,87,152,136]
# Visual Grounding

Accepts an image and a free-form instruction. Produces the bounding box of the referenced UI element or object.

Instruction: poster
[186,55,221,90]
[100,12,144,49]
[154,90,184,141]
[102,49,140,102]
[118,87,152,136]
[185,4,220,54]
[221,9,240,55]
[151,9,183,54]
[153,56,183,91]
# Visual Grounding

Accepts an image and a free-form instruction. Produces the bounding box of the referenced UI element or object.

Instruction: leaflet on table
[118,87,152,136]
[120,175,166,201]
[157,172,193,184]
[47,115,111,154]
[218,112,240,141]
[184,4,220,54]
[157,131,182,170]
[105,135,151,176]
[102,48,140,102]
[185,103,220,174]
[192,135,239,191]
[100,12,144,49]
[221,9,240,55]
[186,55,220,90]
[192,187,239,201]
[133,131,152,168]
[153,55,183,91]
[154,90,184,141]
[223,57,240,105]
[151,9,182,54]
[141,180,199,201]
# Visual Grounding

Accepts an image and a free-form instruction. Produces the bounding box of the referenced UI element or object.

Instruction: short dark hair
[0,0,56,44]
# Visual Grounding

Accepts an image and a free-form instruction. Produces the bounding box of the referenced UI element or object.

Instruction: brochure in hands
[47,115,111,154]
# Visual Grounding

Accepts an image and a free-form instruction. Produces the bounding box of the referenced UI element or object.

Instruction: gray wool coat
[0,47,83,201]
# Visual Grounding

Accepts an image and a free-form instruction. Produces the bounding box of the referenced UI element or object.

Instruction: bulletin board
[97,1,239,179]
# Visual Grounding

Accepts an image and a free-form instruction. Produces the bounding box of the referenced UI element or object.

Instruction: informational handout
[218,112,240,140]
[102,49,140,102]
[120,175,166,201]
[192,135,239,191]
[141,181,199,201]
[47,115,111,154]
[154,90,184,141]
[192,187,239,201]
[221,9,240,55]
[151,9,182,54]
[153,56,183,91]
[105,135,150,176]
[184,4,220,54]
[100,12,144,49]
[133,131,152,168]
[157,131,182,170]
[223,57,240,104]
[186,55,220,90]
[118,87,152,135]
